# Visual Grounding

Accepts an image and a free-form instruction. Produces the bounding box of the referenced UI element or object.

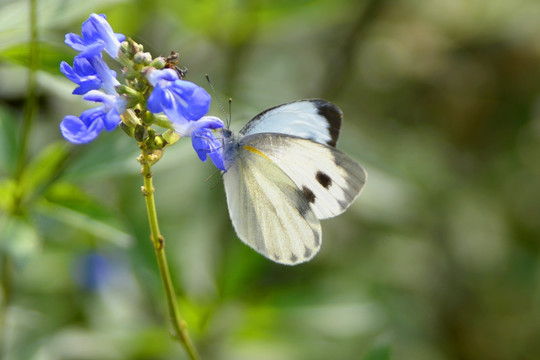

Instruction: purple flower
[60,90,126,144]
[60,108,106,144]
[192,126,225,171]
[65,13,125,59]
[74,253,110,291]
[60,55,118,95]
[147,69,212,134]
[83,90,126,130]
[60,57,101,95]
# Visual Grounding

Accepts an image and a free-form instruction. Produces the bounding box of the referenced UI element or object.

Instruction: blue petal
[209,149,225,172]
[174,116,224,137]
[60,111,104,144]
[60,58,102,95]
[192,133,211,161]
[147,85,166,113]
[147,70,211,126]
[82,90,125,131]
[87,56,119,95]
[169,81,211,121]
[87,14,125,58]
[103,106,121,131]
[64,33,85,52]
[147,68,179,86]
[74,253,110,291]
[66,13,125,59]
[191,127,225,171]
[65,32,104,58]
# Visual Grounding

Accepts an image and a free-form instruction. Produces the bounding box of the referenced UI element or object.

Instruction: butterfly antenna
[228,98,232,128]
[206,74,230,127]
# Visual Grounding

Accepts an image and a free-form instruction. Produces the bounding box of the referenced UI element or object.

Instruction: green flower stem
[139,150,200,360]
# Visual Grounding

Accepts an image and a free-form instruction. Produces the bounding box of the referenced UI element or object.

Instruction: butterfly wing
[236,134,367,219]
[223,144,322,265]
[239,99,342,147]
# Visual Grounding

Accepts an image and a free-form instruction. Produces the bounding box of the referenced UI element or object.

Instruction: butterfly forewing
[223,145,322,265]
[239,99,342,147]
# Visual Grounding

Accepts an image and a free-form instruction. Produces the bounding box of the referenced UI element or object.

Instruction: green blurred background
[1,0,540,359]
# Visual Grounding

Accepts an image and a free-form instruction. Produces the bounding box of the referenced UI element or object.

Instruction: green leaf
[0,179,17,213]
[37,182,132,247]
[362,340,392,360]
[0,42,74,75]
[59,135,139,182]
[0,0,127,53]
[0,215,40,263]
[0,106,19,177]
[18,141,69,200]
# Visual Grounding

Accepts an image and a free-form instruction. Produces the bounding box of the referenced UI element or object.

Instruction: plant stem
[15,0,38,182]
[0,254,13,357]
[139,151,200,360]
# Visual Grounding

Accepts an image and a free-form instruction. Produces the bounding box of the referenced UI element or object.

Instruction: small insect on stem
[165,51,187,79]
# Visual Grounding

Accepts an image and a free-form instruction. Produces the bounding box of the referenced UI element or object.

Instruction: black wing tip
[241,98,344,146]
[309,99,342,147]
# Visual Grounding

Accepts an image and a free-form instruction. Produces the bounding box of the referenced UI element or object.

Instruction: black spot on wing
[313,228,321,246]
[316,171,332,188]
[301,186,316,204]
[304,246,312,259]
[290,253,298,263]
[312,99,342,147]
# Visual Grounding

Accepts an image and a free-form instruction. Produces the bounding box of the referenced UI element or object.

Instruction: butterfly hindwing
[239,99,342,147]
[223,144,322,265]
[236,134,367,219]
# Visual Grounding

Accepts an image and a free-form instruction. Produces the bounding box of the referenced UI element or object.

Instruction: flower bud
[142,111,156,126]
[121,109,141,127]
[163,129,180,146]
[119,121,135,137]
[152,135,165,149]
[117,41,133,66]
[134,52,152,65]
[134,124,148,142]
[116,85,142,108]
[150,57,167,70]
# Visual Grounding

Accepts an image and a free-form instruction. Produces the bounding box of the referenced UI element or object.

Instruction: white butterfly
[221,99,366,265]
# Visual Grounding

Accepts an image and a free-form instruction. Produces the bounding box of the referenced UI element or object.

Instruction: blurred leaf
[0,42,74,75]
[0,178,16,212]
[18,141,69,201]
[0,106,19,176]
[0,215,40,262]
[59,135,139,182]
[0,0,128,52]
[362,340,392,360]
[37,182,132,247]
[173,0,348,39]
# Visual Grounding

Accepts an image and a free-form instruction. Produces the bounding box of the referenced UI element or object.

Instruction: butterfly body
[221,99,366,265]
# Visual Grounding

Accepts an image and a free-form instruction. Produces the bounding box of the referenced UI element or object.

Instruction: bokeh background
[1,0,540,359]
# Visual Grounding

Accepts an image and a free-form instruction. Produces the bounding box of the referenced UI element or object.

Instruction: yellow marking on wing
[243,145,270,160]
